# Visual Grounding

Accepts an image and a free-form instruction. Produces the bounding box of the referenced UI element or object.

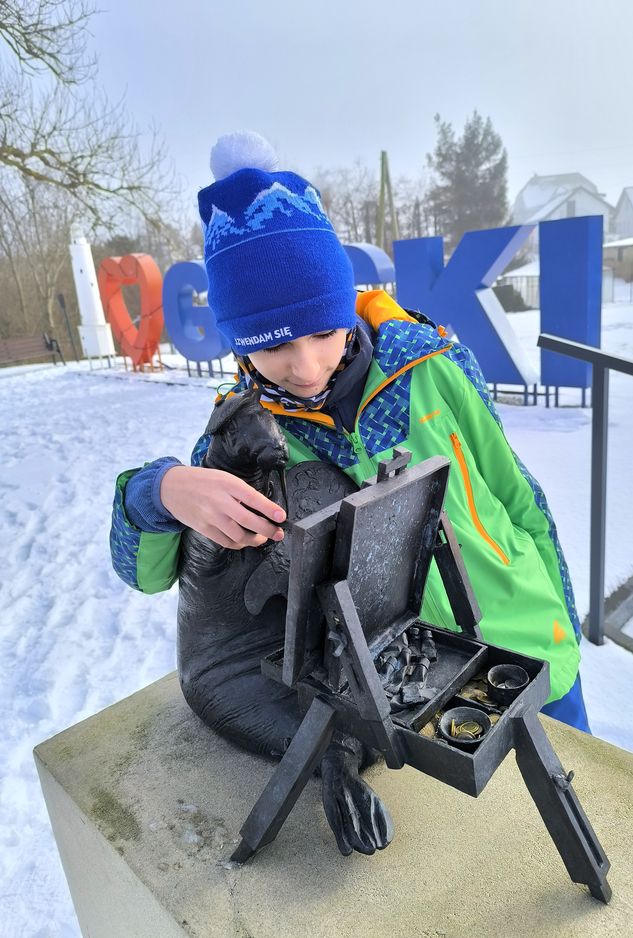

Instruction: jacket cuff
[125,457,185,533]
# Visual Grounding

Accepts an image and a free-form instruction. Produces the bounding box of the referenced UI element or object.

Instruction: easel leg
[231,697,337,863]
[513,711,611,903]
[434,512,483,639]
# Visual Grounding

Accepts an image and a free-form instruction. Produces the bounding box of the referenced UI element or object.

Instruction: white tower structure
[69,226,116,360]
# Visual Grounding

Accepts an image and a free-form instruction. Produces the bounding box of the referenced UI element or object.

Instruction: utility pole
[376,151,400,252]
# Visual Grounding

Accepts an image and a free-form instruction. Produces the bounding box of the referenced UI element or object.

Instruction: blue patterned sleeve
[190,433,212,467]
[124,457,185,534]
[121,430,213,535]
[110,430,216,591]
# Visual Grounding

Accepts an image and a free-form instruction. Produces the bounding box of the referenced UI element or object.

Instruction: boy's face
[247,328,348,397]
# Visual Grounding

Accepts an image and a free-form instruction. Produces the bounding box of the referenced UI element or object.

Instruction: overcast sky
[89,0,633,213]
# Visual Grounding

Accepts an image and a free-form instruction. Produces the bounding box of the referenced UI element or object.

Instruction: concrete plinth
[35,672,633,938]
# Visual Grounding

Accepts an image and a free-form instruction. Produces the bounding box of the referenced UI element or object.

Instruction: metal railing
[537,333,633,644]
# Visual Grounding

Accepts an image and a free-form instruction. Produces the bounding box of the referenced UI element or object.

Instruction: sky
[87,0,633,215]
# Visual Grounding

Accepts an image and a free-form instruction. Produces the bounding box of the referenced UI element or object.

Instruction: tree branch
[0,0,94,85]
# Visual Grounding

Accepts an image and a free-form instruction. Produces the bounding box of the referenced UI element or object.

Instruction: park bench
[0,333,66,367]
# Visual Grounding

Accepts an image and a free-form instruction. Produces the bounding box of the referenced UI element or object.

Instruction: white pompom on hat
[209,130,280,181]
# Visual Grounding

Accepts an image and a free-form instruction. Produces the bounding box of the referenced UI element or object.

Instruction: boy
[111,131,589,737]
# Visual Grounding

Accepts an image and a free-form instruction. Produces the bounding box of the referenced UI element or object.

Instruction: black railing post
[537,333,633,646]
[589,365,609,645]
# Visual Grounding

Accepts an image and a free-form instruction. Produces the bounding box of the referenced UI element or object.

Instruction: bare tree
[0,0,93,84]
[313,160,427,255]
[0,0,188,348]
[394,173,431,240]
[0,0,176,226]
[1,76,173,224]
[0,174,82,335]
[0,167,202,348]
[313,161,379,244]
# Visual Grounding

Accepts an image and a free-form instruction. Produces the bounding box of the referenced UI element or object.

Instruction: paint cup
[487,664,529,706]
[438,706,491,750]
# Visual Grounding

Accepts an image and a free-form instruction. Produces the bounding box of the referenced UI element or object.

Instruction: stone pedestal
[35,672,633,938]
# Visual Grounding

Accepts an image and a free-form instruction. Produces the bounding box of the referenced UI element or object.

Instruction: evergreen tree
[426,111,508,250]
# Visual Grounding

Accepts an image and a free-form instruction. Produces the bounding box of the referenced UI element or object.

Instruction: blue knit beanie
[198,131,357,353]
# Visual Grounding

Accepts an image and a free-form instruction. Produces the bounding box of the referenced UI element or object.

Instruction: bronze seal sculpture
[177,389,393,856]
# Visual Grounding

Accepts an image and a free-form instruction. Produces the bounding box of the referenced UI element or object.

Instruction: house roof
[604,236,633,249]
[512,173,612,224]
[614,187,633,215]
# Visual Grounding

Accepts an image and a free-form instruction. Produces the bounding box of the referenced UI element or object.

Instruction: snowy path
[1,301,633,935]
[0,370,213,935]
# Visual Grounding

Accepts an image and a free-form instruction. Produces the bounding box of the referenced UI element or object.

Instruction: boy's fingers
[234,483,286,524]
[232,527,268,548]
[223,519,269,548]
[213,534,262,551]
[232,502,284,540]
[205,528,238,550]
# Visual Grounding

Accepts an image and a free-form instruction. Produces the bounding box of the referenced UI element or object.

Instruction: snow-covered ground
[1,302,633,935]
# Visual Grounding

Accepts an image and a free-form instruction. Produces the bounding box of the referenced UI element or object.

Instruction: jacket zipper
[342,346,454,476]
[449,432,510,566]
[344,429,376,476]
[263,345,454,479]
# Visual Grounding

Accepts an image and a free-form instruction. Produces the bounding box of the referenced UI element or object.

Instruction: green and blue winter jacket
[110,290,582,706]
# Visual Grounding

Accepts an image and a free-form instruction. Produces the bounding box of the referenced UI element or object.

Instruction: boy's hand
[160,465,286,550]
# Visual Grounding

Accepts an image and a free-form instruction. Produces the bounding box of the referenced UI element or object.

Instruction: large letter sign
[540,216,602,389]
[392,236,444,300]
[162,261,231,361]
[94,216,603,392]
[343,243,395,286]
[393,227,538,386]
[97,253,164,368]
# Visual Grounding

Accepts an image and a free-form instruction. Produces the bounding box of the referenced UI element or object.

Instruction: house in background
[612,188,633,238]
[598,190,633,284]
[511,172,614,255]
[603,237,633,283]
[496,258,615,309]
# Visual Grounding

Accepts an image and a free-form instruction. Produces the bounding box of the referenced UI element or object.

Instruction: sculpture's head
[204,388,289,478]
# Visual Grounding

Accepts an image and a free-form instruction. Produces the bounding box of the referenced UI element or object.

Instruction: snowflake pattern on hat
[204,183,330,256]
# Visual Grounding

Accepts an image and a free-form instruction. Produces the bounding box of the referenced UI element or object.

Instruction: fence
[537,333,633,646]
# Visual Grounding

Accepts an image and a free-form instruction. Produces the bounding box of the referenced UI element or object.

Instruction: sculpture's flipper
[321,745,394,856]
[228,694,393,863]
[243,548,290,615]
